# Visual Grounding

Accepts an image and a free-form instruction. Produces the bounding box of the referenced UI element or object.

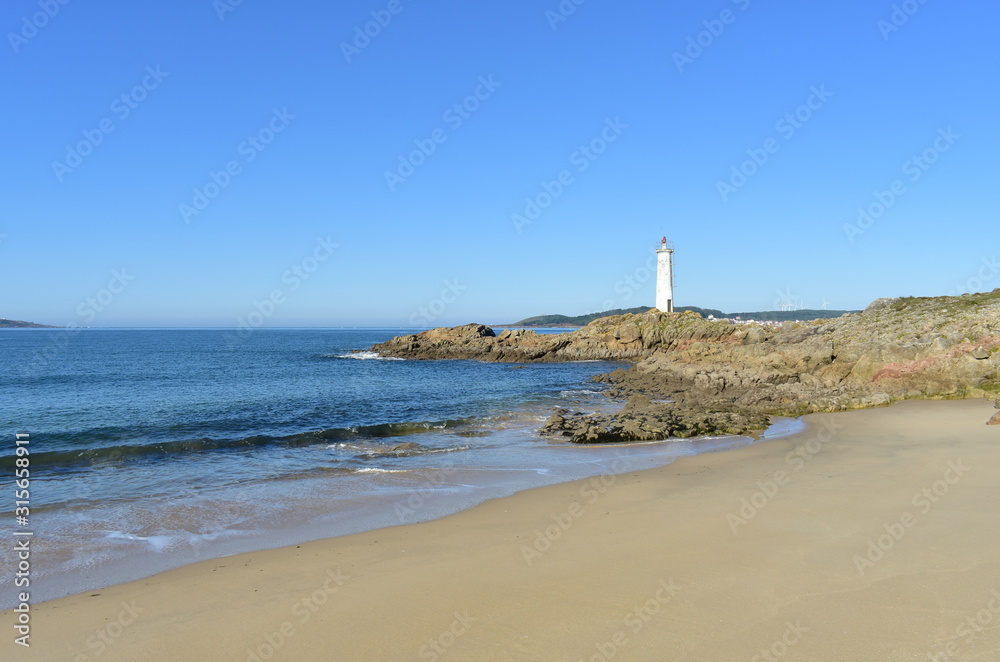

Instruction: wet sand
[5,399,1000,661]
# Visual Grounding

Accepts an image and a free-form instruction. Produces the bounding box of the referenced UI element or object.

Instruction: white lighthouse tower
[655,236,674,313]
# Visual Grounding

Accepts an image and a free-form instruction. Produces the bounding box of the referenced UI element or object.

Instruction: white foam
[334,351,404,361]
[559,389,603,396]
[105,532,175,552]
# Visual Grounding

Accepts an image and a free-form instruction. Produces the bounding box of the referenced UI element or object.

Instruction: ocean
[0,328,775,608]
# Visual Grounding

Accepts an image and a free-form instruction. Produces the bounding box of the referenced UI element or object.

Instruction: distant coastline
[0,318,58,328]
[500,305,860,328]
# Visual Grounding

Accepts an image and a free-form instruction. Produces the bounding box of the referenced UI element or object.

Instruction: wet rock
[388,442,423,453]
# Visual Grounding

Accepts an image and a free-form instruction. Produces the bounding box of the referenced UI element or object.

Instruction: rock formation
[369,290,1000,441]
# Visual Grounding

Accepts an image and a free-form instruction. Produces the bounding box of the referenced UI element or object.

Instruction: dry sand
[5,399,1000,661]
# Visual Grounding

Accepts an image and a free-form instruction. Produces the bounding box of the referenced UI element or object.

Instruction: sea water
[0,328,775,607]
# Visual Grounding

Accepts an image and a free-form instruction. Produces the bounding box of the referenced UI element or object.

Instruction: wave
[105,532,175,552]
[103,527,251,552]
[326,351,404,361]
[353,443,472,460]
[0,418,475,470]
[558,388,605,397]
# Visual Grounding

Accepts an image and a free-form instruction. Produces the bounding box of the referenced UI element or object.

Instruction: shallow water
[0,328,801,607]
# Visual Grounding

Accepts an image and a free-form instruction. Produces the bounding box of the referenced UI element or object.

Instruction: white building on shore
[655,236,674,312]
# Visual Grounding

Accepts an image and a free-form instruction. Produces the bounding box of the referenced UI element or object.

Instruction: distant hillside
[507,306,856,327]
[724,309,858,321]
[506,307,650,328]
[0,318,57,328]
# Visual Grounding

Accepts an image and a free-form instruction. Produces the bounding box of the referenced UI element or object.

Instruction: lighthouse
[655,236,674,313]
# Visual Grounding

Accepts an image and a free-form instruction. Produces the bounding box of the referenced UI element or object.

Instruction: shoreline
[5,398,999,660]
[2,403,776,611]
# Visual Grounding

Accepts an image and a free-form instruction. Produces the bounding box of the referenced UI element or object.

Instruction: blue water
[0,328,764,606]
[3,328,613,478]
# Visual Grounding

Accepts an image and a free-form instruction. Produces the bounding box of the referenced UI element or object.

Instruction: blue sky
[2,0,997,327]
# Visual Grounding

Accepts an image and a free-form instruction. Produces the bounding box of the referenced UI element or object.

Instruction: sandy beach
[6,398,1000,661]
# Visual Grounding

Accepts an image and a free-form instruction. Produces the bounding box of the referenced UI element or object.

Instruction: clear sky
[2,0,997,327]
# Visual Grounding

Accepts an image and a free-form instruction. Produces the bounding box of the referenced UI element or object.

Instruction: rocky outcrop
[540,395,770,444]
[371,312,739,362]
[369,290,1000,441]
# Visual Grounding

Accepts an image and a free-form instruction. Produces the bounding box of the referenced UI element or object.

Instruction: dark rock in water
[539,397,770,444]
[988,411,1000,425]
[540,410,569,435]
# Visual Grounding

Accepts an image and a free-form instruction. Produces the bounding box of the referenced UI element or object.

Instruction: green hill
[507,307,649,327]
